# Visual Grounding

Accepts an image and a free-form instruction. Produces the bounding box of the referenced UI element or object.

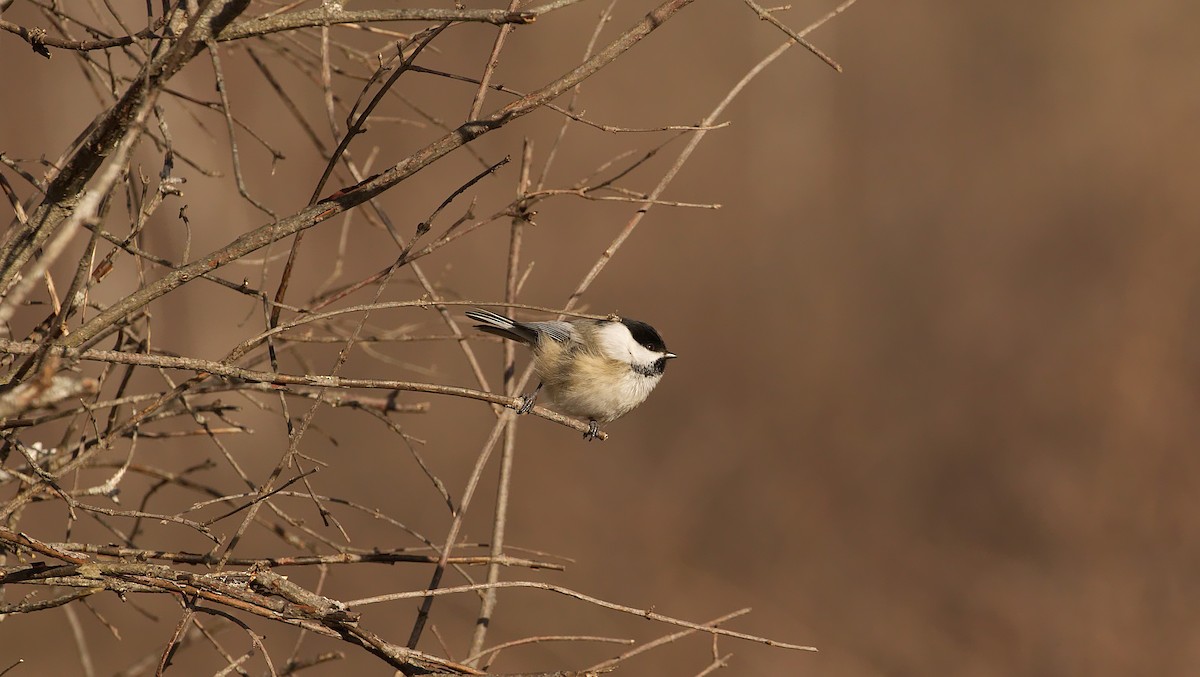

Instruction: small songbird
[465,308,676,439]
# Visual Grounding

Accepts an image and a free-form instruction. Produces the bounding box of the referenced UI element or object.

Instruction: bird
[465,308,676,439]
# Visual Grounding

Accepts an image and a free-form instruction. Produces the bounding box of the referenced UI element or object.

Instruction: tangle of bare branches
[0,0,858,673]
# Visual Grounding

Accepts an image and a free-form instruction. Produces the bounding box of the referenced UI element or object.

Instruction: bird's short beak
[665,352,678,359]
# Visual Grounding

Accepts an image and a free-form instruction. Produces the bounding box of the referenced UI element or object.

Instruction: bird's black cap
[620,318,668,353]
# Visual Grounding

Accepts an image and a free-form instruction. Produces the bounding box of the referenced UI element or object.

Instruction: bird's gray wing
[466,310,576,345]
[519,321,576,344]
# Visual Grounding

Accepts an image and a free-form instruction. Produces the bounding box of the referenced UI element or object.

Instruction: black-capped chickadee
[465,308,677,439]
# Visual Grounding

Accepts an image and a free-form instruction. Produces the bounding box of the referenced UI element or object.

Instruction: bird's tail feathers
[466,308,537,344]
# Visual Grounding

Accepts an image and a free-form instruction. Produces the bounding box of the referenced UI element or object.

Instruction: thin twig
[351,581,817,652]
[467,138,534,665]
[743,0,844,72]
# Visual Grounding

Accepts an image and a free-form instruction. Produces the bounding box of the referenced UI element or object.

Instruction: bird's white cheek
[629,343,663,364]
[594,323,657,364]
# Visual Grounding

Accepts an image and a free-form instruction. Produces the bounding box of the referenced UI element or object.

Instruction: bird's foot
[517,395,536,415]
[583,420,602,441]
[516,383,542,415]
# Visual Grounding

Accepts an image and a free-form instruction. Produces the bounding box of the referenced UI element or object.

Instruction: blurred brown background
[3,0,1200,674]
